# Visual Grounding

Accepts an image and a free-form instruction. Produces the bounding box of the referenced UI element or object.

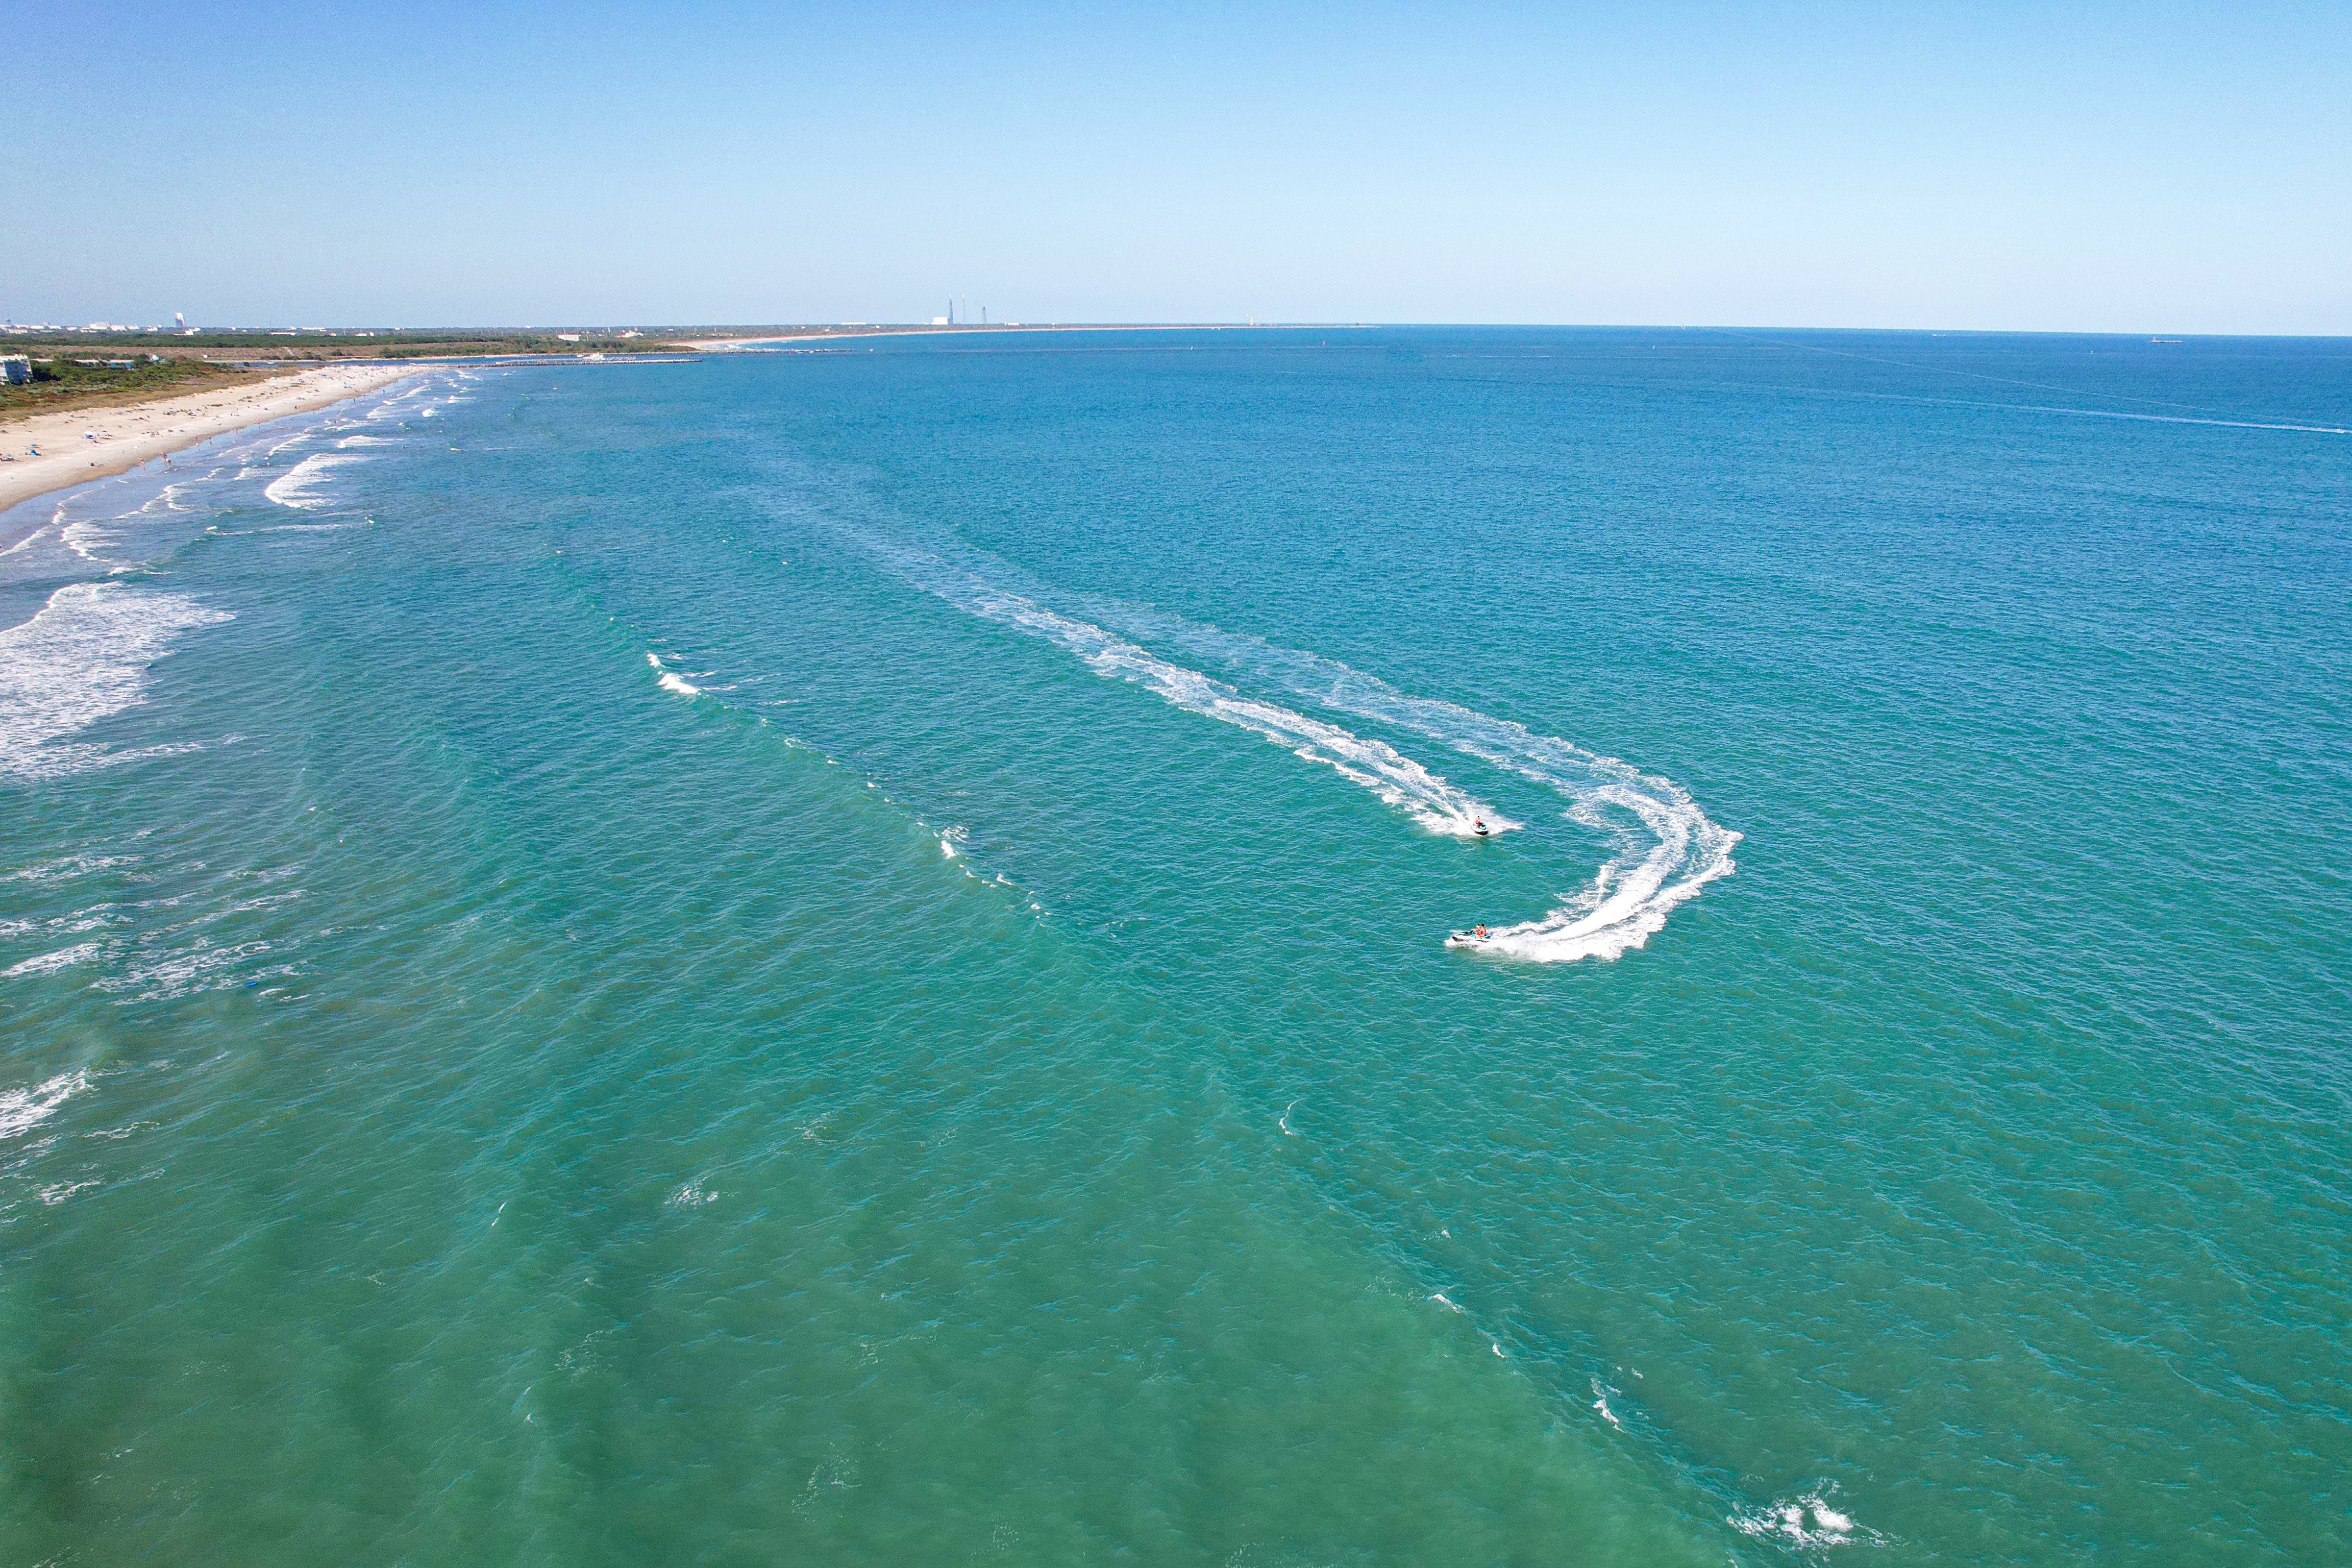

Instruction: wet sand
[0,364,420,514]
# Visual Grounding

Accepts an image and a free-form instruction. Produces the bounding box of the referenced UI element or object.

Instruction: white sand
[0,363,421,514]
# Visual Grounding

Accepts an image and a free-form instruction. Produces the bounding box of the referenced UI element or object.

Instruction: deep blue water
[3,327,2348,1564]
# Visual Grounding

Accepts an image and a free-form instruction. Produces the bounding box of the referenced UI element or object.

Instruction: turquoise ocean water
[2,328,2347,1564]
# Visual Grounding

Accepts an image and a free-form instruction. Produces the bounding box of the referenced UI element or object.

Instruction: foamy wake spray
[877,541,1501,836]
[1066,603,1742,961]
[788,498,1735,959]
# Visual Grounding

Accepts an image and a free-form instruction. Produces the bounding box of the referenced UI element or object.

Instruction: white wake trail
[1068,607,1742,961]
[869,542,1503,838]
[778,489,1733,959]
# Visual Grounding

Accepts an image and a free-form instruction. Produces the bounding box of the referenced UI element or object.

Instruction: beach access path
[0,363,421,514]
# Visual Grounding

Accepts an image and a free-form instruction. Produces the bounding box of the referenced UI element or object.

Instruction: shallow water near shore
[3,328,2348,1565]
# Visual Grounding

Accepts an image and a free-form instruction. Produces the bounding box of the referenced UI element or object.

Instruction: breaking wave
[1730,1488,1886,1550]
[646,651,702,696]
[0,1069,90,1140]
[0,583,233,782]
[264,452,368,510]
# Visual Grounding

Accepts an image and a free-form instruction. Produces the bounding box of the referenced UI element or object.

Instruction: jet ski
[1471,818,1490,838]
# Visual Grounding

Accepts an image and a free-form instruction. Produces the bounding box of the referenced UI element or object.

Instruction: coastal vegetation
[0,327,913,359]
[0,324,940,421]
[0,329,693,420]
[1,330,689,360]
[0,355,263,418]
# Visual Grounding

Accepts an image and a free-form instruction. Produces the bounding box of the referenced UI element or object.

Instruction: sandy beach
[0,362,421,514]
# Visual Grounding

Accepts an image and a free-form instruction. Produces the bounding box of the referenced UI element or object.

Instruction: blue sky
[9,0,2347,331]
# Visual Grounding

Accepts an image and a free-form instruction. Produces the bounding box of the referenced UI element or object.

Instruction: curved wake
[782,498,1736,960]
[966,589,1506,839]
[1061,604,1742,961]
[845,529,1505,838]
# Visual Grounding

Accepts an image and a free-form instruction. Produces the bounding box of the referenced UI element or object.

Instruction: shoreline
[0,363,422,516]
[0,326,1332,512]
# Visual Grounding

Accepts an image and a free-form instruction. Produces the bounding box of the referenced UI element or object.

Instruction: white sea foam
[1,853,134,883]
[3,499,73,560]
[60,517,112,563]
[264,452,370,510]
[1730,1489,1883,1550]
[46,482,203,568]
[0,1070,89,1140]
[0,583,232,782]
[96,939,278,1001]
[3,942,105,978]
[645,651,700,696]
